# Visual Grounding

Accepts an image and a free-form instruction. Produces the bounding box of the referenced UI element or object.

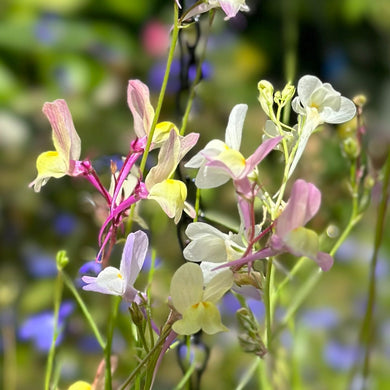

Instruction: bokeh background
[1,0,390,388]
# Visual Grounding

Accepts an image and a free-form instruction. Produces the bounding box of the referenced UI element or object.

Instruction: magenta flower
[221,180,333,272]
[82,230,149,303]
[269,179,333,271]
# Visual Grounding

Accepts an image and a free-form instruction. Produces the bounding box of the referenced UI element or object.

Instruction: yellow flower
[170,262,233,335]
[30,99,81,192]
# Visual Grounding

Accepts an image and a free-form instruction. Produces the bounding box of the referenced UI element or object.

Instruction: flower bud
[56,250,69,270]
[258,80,274,116]
[342,137,360,160]
[353,94,367,107]
[236,307,267,358]
[281,82,295,102]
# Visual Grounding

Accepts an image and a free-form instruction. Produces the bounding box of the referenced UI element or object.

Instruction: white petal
[322,96,356,124]
[297,75,322,107]
[225,104,247,150]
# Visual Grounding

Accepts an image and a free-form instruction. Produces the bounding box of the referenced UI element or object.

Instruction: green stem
[62,271,106,349]
[236,358,260,390]
[359,151,390,385]
[105,296,121,390]
[180,12,214,137]
[139,3,180,176]
[264,257,274,350]
[44,271,63,390]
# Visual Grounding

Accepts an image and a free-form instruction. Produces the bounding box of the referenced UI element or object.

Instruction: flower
[185,104,281,189]
[19,301,74,352]
[30,99,82,192]
[223,179,333,272]
[182,0,249,21]
[288,75,356,177]
[127,79,179,147]
[292,75,356,125]
[170,262,233,335]
[183,222,245,263]
[269,179,333,271]
[82,230,148,302]
[145,129,199,223]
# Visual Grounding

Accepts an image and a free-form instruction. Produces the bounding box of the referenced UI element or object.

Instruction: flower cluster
[30,35,357,385]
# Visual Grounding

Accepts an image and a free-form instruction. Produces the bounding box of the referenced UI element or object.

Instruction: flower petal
[225,104,247,150]
[127,80,155,138]
[170,263,203,314]
[148,179,187,223]
[82,266,125,296]
[203,269,233,303]
[120,230,149,289]
[276,179,321,237]
[322,96,356,124]
[42,99,81,162]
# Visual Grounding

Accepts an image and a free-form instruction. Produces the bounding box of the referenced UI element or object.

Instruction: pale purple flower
[82,230,149,303]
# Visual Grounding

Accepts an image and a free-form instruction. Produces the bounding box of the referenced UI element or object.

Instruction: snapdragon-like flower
[170,262,233,335]
[223,180,333,272]
[30,99,82,192]
[127,79,179,148]
[145,129,199,223]
[269,179,333,271]
[82,230,148,302]
[182,0,249,21]
[183,222,245,263]
[288,75,356,177]
[185,104,281,189]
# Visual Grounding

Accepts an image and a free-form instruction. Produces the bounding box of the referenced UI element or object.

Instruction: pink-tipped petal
[276,179,321,237]
[127,80,155,138]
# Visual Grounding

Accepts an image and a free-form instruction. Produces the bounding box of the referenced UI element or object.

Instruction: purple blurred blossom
[23,248,57,278]
[324,341,361,371]
[54,212,78,236]
[300,308,339,330]
[19,301,74,352]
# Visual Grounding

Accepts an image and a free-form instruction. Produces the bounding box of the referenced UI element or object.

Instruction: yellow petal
[215,147,246,177]
[148,179,187,223]
[68,381,92,390]
[173,301,228,335]
[153,121,179,147]
[30,150,68,192]
[170,263,203,314]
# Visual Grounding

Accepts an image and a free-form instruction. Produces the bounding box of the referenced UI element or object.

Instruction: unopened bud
[129,302,144,327]
[56,250,69,270]
[353,94,367,107]
[258,80,274,117]
[342,137,360,160]
[281,82,295,101]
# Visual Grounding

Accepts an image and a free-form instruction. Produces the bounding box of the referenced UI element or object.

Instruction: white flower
[82,231,148,302]
[288,75,356,178]
[292,75,356,124]
[183,222,245,263]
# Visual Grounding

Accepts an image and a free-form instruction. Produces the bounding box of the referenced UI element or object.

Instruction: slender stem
[2,322,17,390]
[179,11,214,137]
[45,271,63,390]
[105,296,121,390]
[236,358,260,390]
[139,3,180,175]
[264,257,274,350]
[359,151,390,385]
[62,271,106,349]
